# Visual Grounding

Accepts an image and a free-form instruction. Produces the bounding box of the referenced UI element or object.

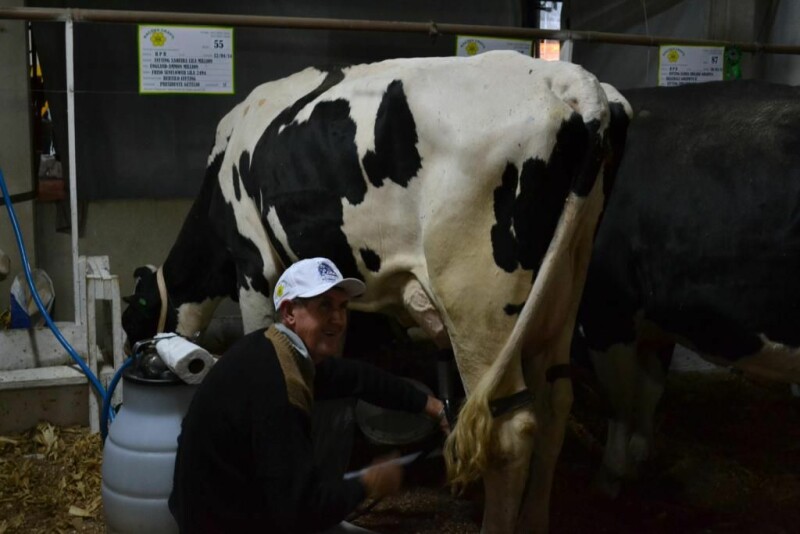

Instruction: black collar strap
[489,389,534,418]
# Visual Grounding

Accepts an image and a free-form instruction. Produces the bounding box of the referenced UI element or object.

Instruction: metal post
[65,17,80,325]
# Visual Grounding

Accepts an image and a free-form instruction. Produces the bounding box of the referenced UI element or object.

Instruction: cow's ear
[133,266,155,281]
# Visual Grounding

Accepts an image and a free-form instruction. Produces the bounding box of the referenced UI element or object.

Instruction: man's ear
[279,301,295,326]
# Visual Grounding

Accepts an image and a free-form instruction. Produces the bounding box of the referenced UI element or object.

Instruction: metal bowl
[355,378,437,446]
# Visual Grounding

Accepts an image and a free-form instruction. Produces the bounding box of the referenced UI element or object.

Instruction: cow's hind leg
[516,332,574,534]
[481,407,537,534]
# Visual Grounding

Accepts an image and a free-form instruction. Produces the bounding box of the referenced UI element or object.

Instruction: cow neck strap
[156,266,168,334]
[489,389,534,418]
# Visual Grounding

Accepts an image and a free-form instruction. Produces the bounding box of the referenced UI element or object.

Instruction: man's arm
[315,358,450,434]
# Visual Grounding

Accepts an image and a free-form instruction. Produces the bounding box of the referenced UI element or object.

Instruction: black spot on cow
[362,80,422,188]
[231,164,241,202]
[504,303,524,316]
[491,163,520,272]
[238,151,256,206]
[360,248,382,272]
[491,113,598,274]
[243,71,366,280]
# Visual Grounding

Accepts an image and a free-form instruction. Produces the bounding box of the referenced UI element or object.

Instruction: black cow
[579,80,800,494]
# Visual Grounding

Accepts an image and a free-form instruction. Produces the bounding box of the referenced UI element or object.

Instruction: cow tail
[443,349,517,492]
[442,195,574,491]
[443,290,535,492]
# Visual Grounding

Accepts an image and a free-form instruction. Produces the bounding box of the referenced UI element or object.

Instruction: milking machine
[101,333,213,534]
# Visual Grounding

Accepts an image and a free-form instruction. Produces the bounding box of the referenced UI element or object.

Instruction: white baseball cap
[273,257,366,311]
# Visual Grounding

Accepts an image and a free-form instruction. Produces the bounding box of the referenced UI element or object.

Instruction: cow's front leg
[590,341,639,496]
[628,341,671,473]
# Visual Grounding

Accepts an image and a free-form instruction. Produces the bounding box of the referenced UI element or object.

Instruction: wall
[570,0,797,90]
[761,0,800,84]
[0,0,36,318]
[35,198,194,322]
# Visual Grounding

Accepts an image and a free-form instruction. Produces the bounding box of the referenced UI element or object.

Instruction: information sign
[139,26,234,94]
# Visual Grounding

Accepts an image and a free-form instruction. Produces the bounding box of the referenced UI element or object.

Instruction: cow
[578,80,800,497]
[122,51,631,533]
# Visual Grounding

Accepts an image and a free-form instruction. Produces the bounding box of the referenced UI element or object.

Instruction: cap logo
[318,262,338,282]
[276,284,285,298]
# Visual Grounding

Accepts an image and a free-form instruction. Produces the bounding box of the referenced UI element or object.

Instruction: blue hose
[0,167,115,435]
[101,356,135,439]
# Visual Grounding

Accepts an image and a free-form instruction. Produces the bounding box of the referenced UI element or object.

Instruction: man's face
[282,288,349,363]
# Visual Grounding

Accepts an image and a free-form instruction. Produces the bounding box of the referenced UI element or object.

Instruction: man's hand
[360,454,404,499]
[423,395,451,435]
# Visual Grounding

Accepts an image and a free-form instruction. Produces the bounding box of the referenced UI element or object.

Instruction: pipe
[66,18,80,327]
[0,167,107,402]
[100,356,134,439]
[1,6,800,55]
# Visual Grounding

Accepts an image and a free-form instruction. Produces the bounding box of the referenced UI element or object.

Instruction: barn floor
[1,369,799,533]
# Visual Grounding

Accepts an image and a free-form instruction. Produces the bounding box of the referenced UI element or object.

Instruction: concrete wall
[761,0,800,84]
[36,198,193,321]
[0,0,36,319]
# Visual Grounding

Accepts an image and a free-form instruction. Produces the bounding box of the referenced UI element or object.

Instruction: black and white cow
[123,51,630,533]
[578,80,800,495]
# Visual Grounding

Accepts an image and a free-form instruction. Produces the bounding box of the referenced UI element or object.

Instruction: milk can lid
[123,352,184,386]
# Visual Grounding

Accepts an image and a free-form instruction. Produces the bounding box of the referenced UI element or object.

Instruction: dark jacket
[169,325,427,533]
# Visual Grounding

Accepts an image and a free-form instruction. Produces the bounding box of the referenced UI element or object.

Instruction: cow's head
[121,265,178,349]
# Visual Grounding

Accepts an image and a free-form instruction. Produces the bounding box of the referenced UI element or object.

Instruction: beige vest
[265,325,315,415]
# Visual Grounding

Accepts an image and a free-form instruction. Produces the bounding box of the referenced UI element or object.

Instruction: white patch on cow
[175,298,222,339]
[239,282,273,333]
[601,82,634,118]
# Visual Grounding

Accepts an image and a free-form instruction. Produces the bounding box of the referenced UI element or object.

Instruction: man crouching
[170,257,447,533]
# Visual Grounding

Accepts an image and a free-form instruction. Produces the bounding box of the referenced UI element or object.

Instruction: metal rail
[1,6,800,55]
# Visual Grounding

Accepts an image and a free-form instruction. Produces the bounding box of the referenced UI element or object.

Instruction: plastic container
[101,363,197,533]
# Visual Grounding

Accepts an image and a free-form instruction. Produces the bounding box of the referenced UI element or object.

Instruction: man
[170,257,448,533]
